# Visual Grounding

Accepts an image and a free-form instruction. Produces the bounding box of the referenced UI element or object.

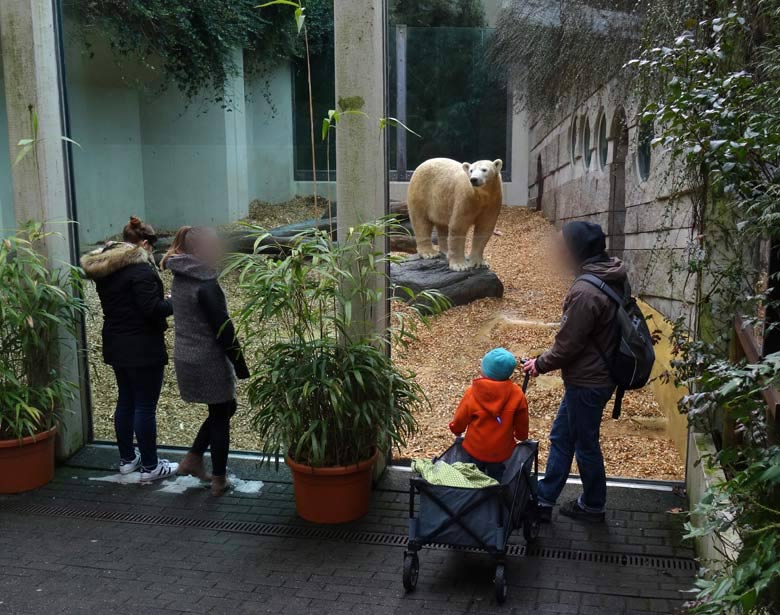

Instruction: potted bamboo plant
[229,220,445,523]
[0,223,85,493]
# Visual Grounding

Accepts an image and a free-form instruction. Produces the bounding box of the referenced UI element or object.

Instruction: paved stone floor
[0,461,695,615]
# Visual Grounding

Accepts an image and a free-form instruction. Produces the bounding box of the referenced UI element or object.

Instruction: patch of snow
[158,475,207,494]
[88,471,263,495]
[231,477,264,494]
[89,472,141,485]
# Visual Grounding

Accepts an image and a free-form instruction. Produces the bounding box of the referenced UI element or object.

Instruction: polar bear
[407,157,503,271]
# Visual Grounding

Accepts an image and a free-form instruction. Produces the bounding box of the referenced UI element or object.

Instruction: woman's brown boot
[211,475,231,496]
[177,452,211,481]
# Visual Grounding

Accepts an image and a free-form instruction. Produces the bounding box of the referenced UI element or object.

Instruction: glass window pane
[570,116,577,164]
[598,114,608,168]
[583,117,592,169]
[61,3,309,450]
[397,27,508,174]
[638,119,653,181]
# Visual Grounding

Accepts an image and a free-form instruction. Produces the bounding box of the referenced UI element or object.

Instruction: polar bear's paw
[469,257,490,269]
[418,249,441,260]
[448,260,475,272]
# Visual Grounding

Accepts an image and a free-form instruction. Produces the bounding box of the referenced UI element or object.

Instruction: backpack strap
[576,273,625,306]
[575,273,625,420]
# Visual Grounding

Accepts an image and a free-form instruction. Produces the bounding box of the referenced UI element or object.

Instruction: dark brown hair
[122,216,158,246]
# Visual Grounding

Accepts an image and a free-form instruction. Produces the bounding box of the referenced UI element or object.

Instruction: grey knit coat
[166,255,236,405]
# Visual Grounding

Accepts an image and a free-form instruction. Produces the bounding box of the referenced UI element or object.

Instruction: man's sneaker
[119,451,142,475]
[139,459,179,482]
[559,499,605,524]
[537,504,553,524]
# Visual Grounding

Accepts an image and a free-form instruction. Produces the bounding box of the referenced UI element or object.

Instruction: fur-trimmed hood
[81,242,157,280]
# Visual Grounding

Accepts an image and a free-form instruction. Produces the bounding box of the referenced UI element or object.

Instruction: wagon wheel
[523,516,541,543]
[494,563,508,604]
[402,552,419,592]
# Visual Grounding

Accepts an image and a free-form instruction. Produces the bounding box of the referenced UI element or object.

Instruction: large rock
[391,255,504,311]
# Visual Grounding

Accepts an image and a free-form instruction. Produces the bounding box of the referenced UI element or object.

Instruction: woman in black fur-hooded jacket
[81,216,177,482]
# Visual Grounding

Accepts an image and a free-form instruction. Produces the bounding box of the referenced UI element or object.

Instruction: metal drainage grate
[2,502,696,571]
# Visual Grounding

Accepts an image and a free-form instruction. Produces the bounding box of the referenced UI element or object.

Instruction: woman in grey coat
[162,227,249,495]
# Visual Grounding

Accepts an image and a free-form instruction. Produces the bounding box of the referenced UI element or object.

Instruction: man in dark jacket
[523,221,628,523]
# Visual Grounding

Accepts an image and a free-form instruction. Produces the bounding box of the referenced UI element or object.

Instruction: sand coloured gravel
[84,206,684,480]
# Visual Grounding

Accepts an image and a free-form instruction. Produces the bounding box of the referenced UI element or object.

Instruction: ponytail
[123,216,158,245]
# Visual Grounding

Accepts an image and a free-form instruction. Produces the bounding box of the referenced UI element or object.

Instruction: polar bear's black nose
[470,177,479,186]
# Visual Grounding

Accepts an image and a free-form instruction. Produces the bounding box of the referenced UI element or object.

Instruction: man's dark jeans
[113,365,165,470]
[537,384,614,513]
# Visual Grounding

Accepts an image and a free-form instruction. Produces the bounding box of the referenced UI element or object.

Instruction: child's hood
[469,378,522,417]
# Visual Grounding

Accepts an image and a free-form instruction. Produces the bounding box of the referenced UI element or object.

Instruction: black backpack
[577,274,656,419]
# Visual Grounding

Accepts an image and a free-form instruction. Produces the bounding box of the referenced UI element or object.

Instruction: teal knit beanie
[481,348,517,381]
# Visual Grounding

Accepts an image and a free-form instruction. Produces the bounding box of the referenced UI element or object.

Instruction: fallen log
[391,255,504,311]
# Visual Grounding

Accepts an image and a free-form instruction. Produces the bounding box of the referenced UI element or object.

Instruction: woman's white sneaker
[119,451,142,475]
[139,459,179,482]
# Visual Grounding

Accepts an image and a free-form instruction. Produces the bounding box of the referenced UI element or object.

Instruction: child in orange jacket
[449,348,529,480]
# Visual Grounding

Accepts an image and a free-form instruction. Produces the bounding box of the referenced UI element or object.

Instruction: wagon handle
[519,358,531,393]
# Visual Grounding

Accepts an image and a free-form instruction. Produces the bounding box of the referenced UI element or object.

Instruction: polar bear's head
[462,159,503,188]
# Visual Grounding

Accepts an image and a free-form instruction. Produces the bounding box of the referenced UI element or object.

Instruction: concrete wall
[0,58,14,233]
[528,82,696,324]
[67,81,146,241]
[687,430,741,568]
[65,35,256,243]
[245,61,296,205]
[138,84,248,232]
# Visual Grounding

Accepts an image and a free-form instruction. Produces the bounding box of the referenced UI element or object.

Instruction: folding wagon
[403,438,540,604]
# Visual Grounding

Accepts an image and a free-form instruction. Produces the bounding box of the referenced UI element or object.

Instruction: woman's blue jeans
[537,384,615,513]
[113,365,165,470]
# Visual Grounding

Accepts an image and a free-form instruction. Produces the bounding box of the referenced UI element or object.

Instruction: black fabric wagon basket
[403,438,540,604]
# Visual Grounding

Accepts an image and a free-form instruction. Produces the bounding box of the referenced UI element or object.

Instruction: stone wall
[527,82,696,324]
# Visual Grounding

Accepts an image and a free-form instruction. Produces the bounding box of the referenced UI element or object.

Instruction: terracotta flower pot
[286,450,379,524]
[0,427,57,494]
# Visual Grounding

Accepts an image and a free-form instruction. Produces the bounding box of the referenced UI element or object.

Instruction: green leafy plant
[0,223,86,441]
[14,108,81,168]
[629,0,780,611]
[227,220,448,467]
[66,0,336,106]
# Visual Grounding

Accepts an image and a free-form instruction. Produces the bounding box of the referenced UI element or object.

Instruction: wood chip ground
[85,206,684,480]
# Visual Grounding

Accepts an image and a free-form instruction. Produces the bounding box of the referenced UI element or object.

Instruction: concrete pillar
[334,0,390,475]
[334,0,389,333]
[0,0,87,458]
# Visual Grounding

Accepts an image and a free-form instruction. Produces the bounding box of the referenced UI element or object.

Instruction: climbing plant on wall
[489,0,706,117]
[629,1,780,611]
[64,0,333,105]
[66,0,486,107]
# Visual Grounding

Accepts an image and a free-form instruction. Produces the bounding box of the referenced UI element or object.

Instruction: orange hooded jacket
[449,378,529,463]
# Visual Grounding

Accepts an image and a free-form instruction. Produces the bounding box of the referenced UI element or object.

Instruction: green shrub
[0,224,85,440]
[228,219,447,467]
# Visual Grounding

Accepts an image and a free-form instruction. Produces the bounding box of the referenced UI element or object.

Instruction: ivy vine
[489,0,707,117]
[64,0,333,106]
